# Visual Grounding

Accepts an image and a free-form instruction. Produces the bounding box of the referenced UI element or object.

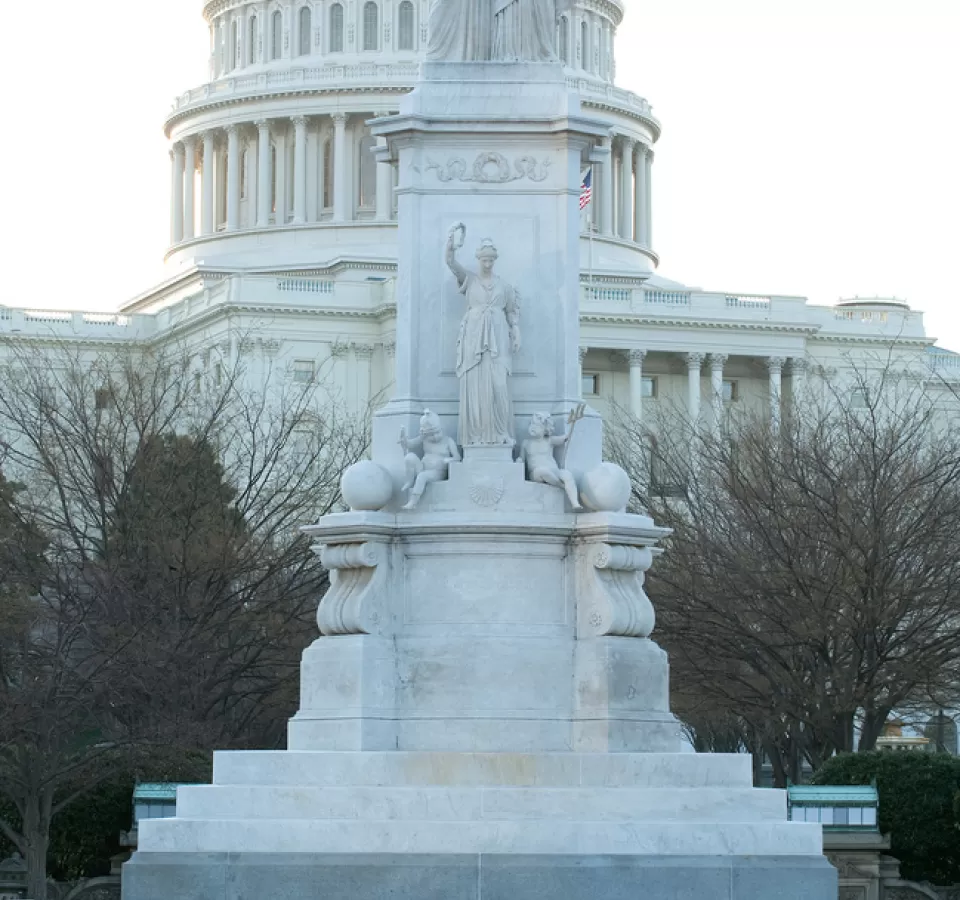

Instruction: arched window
[397,1,414,50]
[271,10,283,60]
[299,6,312,56]
[558,16,568,65]
[363,1,379,51]
[322,139,334,208]
[329,3,344,52]
[249,15,258,63]
[357,135,376,209]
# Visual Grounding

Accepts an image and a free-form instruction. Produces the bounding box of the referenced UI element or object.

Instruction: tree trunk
[859,707,891,752]
[23,791,51,900]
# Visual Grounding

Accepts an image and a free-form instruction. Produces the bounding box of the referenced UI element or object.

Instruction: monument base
[123,852,836,900]
[123,751,836,899]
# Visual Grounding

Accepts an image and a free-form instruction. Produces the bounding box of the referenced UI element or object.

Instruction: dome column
[256,119,271,227]
[599,137,614,236]
[226,125,241,231]
[633,144,647,246]
[618,136,633,240]
[170,143,185,244]
[183,136,197,240]
[201,130,216,235]
[645,148,654,249]
[375,128,392,222]
[292,116,308,225]
[332,113,348,223]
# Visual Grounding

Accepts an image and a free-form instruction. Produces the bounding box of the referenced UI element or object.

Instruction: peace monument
[122,5,837,898]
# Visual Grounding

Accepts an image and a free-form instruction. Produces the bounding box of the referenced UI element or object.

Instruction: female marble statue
[427,0,557,62]
[446,225,521,446]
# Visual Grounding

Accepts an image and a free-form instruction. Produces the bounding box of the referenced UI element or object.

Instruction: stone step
[176,785,786,823]
[212,751,753,789]
[138,817,823,856]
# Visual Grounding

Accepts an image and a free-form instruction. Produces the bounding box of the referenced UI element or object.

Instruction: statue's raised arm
[445,222,469,287]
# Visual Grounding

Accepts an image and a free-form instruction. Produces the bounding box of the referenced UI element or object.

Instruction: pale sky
[5,1,959,346]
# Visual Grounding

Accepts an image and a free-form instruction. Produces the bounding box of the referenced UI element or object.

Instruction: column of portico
[225,125,241,231]
[790,357,808,406]
[685,353,703,427]
[710,353,727,437]
[645,148,654,248]
[634,144,648,246]
[579,347,588,397]
[627,349,646,421]
[332,113,348,223]
[201,131,216,235]
[183,136,197,240]
[600,137,614,236]
[618,137,633,240]
[292,116,308,224]
[256,120,271,227]
[171,144,185,244]
[767,356,786,431]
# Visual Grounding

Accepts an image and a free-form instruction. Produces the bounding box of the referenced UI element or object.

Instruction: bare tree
[609,367,960,785]
[0,337,367,898]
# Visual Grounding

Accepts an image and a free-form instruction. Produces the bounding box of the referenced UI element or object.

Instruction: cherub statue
[400,409,461,510]
[520,411,582,509]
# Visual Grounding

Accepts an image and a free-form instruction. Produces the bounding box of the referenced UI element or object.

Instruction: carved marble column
[375,133,392,222]
[634,144,648,247]
[201,130,216,235]
[183,136,197,240]
[332,113,348,223]
[354,342,375,413]
[579,346,589,397]
[618,137,634,240]
[686,352,703,427]
[600,138,614,236]
[627,349,646,421]
[710,353,728,437]
[645,148,654,249]
[171,143,185,244]
[274,127,288,224]
[256,119,271,227]
[292,116,308,224]
[225,125,241,231]
[767,356,786,431]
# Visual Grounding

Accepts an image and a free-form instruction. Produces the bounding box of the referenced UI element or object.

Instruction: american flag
[579,168,593,210]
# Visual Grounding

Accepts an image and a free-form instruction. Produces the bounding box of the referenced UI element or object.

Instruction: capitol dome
[162,0,659,282]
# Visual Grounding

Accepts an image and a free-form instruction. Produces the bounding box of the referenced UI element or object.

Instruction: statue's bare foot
[401,480,414,492]
[401,497,419,510]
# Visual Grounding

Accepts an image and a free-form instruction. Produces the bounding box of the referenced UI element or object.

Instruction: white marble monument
[123,17,837,900]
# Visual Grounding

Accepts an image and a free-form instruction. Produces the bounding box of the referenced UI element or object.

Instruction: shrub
[812,751,960,884]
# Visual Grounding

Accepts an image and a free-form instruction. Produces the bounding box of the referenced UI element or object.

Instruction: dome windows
[299,6,312,56]
[329,3,344,53]
[271,10,283,60]
[397,1,414,51]
[363,2,379,52]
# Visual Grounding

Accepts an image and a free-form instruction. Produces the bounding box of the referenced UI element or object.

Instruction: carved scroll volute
[316,540,389,635]
[577,542,657,638]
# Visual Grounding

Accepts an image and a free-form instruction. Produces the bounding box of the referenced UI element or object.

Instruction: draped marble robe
[492,0,558,61]
[426,0,495,61]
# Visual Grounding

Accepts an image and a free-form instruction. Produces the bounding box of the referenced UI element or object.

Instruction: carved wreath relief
[423,152,551,184]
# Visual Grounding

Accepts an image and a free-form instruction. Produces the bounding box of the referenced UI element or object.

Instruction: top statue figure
[426,0,559,63]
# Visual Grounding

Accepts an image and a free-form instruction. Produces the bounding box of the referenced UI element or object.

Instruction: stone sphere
[579,462,632,513]
[340,461,394,511]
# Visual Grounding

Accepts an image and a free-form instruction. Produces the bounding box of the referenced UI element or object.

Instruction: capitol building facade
[1,0,956,444]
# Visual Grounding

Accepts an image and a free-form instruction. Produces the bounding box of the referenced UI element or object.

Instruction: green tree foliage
[812,751,960,885]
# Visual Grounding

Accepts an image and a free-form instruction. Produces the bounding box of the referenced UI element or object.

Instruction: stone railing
[168,62,422,114]
[0,308,153,340]
[581,285,806,319]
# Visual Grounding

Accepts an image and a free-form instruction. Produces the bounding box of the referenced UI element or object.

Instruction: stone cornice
[581,312,820,335]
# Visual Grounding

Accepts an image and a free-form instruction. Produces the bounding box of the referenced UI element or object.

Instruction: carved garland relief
[422,152,551,184]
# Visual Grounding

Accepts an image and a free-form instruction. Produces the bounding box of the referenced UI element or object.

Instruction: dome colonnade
[166,0,657,272]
